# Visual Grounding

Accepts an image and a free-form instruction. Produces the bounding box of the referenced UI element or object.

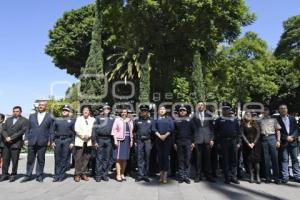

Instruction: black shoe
[274,179,281,185]
[53,178,59,182]
[58,178,64,182]
[194,176,202,183]
[207,177,216,183]
[135,177,142,182]
[96,177,101,182]
[143,177,150,183]
[184,178,191,184]
[178,178,184,183]
[231,178,240,184]
[21,176,32,183]
[265,179,271,184]
[102,176,109,182]
[9,176,16,182]
[224,179,231,184]
[294,179,300,183]
[36,176,43,183]
[0,175,9,182]
[58,175,66,182]
[281,179,288,184]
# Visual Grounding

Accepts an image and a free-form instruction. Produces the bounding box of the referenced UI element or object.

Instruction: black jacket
[277,116,299,147]
[1,116,29,149]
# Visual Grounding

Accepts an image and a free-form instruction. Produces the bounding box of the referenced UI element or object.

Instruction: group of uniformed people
[0,101,299,186]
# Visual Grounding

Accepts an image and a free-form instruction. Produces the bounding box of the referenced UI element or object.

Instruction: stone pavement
[0,155,299,200]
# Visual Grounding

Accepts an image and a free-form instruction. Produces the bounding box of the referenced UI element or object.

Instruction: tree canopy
[272,15,300,111]
[46,0,255,102]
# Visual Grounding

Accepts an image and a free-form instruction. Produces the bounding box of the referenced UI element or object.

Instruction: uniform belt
[136,136,151,140]
[97,135,111,139]
[56,135,72,139]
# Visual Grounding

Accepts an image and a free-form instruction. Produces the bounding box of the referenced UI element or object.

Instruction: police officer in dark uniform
[134,105,156,182]
[173,105,194,184]
[215,105,241,184]
[92,104,114,182]
[51,105,75,182]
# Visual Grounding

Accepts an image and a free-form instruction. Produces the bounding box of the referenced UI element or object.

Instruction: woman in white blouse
[74,105,95,182]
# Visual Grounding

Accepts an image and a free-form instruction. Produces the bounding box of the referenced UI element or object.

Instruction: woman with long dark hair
[241,111,262,184]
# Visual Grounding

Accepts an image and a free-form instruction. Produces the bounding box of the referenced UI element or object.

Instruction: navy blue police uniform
[215,109,241,184]
[51,116,75,181]
[133,105,156,182]
[92,111,114,182]
[174,106,194,183]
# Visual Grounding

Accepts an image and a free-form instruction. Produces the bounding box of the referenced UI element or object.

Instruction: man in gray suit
[192,102,215,182]
[0,106,29,182]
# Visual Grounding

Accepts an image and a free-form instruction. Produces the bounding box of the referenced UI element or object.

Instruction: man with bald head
[21,101,54,183]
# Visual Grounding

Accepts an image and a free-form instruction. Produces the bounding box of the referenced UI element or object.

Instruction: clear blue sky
[0,0,299,116]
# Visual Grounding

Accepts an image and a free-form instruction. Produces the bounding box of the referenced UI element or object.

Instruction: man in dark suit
[0,106,29,182]
[277,104,300,183]
[192,102,215,182]
[0,113,6,168]
[21,100,54,183]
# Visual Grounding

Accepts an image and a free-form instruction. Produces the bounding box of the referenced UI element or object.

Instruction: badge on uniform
[147,120,151,123]
[67,119,72,123]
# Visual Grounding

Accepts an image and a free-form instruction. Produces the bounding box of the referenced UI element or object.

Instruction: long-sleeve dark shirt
[215,117,240,141]
[133,117,156,140]
[51,117,75,143]
[174,118,194,145]
[155,116,174,135]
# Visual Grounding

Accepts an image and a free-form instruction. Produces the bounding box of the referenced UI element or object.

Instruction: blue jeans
[280,144,300,180]
[261,135,279,181]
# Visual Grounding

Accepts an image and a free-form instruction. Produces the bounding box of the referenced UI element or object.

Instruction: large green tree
[273,15,300,111]
[275,15,300,68]
[205,32,279,104]
[46,0,255,102]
